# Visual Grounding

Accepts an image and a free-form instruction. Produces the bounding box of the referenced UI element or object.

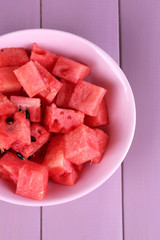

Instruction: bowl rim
[0,29,136,206]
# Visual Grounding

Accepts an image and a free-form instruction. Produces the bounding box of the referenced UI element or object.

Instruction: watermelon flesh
[34,61,63,104]
[14,61,46,97]
[43,135,79,186]
[52,56,90,84]
[0,93,17,116]
[69,80,106,116]
[91,128,109,163]
[16,161,49,201]
[12,123,50,158]
[30,43,57,72]
[0,48,29,67]
[0,66,21,95]
[84,97,109,127]
[10,96,41,122]
[0,112,30,151]
[64,124,100,165]
[0,152,25,184]
[56,79,75,108]
[44,103,84,133]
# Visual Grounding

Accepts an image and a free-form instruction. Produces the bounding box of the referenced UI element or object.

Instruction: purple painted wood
[42,1,122,240]
[121,1,160,239]
[0,1,41,240]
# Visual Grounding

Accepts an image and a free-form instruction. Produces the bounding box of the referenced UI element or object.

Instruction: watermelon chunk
[14,61,46,97]
[12,123,50,158]
[44,103,84,133]
[30,43,57,72]
[43,135,79,186]
[0,152,24,184]
[69,80,106,116]
[56,79,75,108]
[16,161,49,201]
[0,66,21,94]
[52,56,90,84]
[10,96,41,122]
[0,93,17,116]
[64,124,100,165]
[84,97,109,127]
[0,112,30,151]
[0,48,29,67]
[34,61,62,104]
[92,128,109,163]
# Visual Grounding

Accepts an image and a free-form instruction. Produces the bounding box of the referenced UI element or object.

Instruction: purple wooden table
[0,1,159,239]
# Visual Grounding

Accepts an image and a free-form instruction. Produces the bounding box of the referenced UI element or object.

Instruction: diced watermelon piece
[44,103,84,133]
[0,48,29,67]
[0,66,21,94]
[0,152,25,184]
[92,129,109,163]
[10,96,41,122]
[56,79,75,108]
[84,97,109,127]
[69,80,106,116]
[43,135,79,186]
[14,61,46,97]
[52,56,90,84]
[34,61,62,104]
[0,93,17,116]
[16,161,49,201]
[0,112,30,151]
[30,43,57,71]
[64,124,100,165]
[12,123,50,158]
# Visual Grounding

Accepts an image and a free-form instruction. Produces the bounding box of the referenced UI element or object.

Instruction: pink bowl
[0,29,136,206]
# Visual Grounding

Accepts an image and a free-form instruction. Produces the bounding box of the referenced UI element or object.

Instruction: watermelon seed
[6,117,14,125]
[31,136,36,142]
[60,111,64,115]
[16,152,25,160]
[28,156,32,160]
[25,109,30,119]
[67,115,72,120]
[19,108,22,112]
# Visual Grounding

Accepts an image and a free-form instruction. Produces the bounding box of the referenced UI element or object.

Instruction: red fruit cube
[0,112,30,151]
[14,61,46,97]
[30,43,57,72]
[12,123,50,158]
[34,61,62,104]
[16,161,49,201]
[43,135,79,186]
[44,103,84,133]
[0,66,21,94]
[69,80,106,116]
[0,152,24,184]
[56,79,75,108]
[0,93,17,116]
[10,96,41,122]
[84,97,109,127]
[0,48,29,67]
[64,124,100,165]
[52,56,90,84]
[92,129,109,163]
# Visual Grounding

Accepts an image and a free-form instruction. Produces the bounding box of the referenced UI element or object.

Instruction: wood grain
[42,1,122,239]
[0,1,41,240]
[120,0,160,239]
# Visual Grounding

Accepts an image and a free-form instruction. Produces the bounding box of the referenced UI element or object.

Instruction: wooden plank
[42,1,123,240]
[0,1,41,240]
[120,0,160,239]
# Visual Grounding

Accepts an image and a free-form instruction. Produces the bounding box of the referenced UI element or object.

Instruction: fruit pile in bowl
[0,29,136,206]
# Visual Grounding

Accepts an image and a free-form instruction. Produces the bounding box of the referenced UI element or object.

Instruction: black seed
[19,108,22,112]
[31,136,36,142]
[6,117,14,125]
[25,109,30,119]
[16,152,25,160]
[28,156,32,160]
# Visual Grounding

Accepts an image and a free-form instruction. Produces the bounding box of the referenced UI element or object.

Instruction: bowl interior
[0,29,136,206]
